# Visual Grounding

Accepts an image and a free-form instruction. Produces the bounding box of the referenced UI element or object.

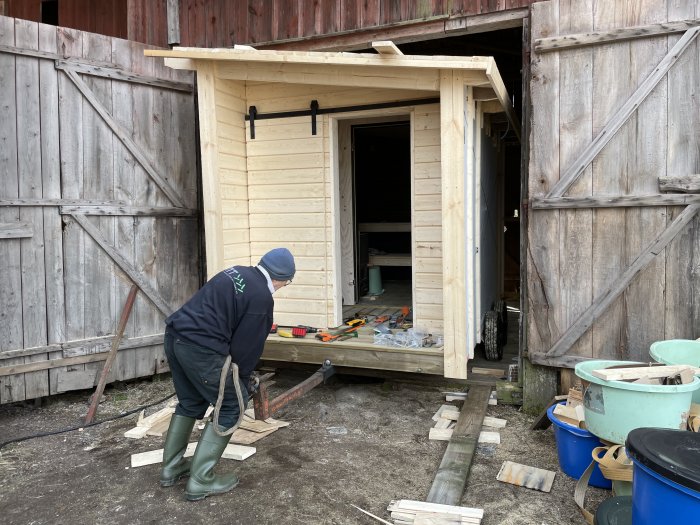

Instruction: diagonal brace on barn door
[70,214,174,318]
[545,204,700,358]
[62,69,187,208]
[545,26,700,199]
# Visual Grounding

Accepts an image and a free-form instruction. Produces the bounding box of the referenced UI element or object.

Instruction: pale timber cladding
[0,16,198,403]
[527,0,700,368]
[149,47,515,379]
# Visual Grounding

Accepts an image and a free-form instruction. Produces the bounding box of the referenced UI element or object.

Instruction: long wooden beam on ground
[427,384,491,505]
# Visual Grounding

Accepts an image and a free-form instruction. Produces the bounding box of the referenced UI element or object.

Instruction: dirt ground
[0,363,611,525]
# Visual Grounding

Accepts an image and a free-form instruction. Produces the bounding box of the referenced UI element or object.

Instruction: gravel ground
[0,367,610,525]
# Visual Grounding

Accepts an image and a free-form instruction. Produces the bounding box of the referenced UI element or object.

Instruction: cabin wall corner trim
[440,70,475,380]
[195,63,223,277]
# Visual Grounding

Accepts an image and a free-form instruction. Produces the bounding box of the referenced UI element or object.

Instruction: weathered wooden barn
[1,0,698,410]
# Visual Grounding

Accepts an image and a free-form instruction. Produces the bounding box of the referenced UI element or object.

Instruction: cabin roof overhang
[145,46,519,135]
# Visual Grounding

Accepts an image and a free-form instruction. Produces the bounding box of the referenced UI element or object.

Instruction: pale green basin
[575,359,700,444]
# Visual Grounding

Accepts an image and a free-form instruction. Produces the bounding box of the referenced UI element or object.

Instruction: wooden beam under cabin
[262,338,444,376]
[427,384,491,505]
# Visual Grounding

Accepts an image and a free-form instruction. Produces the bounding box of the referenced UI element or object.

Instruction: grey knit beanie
[259,248,296,281]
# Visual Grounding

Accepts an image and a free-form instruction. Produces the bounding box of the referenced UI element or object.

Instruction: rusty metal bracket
[252,359,335,420]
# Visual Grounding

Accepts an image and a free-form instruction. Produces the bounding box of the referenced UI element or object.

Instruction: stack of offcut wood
[387,500,483,525]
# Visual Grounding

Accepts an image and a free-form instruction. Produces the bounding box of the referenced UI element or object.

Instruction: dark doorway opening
[41,1,58,26]
[352,121,411,306]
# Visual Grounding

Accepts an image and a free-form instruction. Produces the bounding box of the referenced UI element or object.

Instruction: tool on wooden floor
[315,317,367,342]
[315,329,360,343]
[270,324,320,337]
[252,359,335,420]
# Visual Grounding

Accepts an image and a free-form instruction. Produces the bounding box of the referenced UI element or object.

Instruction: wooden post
[167,0,180,47]
[522,358,558,416]
[84,284,139,424]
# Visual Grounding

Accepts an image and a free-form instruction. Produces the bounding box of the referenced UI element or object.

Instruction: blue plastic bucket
[547,402,612,489]
[626,428,700,525]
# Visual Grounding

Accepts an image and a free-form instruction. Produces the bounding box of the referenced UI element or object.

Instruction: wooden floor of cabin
[262,279,445,375]
[263,275,520,380]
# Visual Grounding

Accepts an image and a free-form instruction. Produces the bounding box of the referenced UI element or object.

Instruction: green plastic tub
[575,360,700,445]
[650,339,700,404]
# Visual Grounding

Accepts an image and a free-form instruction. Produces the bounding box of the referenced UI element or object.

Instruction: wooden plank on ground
[387,500,483,520]
[427,385,491,505]
[145,416,172,437]
[429,428,500,444]
[482,416,507,429]
[130,442,256,467]
[496,461,555,493]
[137,405,175,427]
[432,404,459,421]
[230,427,278,444]
[471,367,505,377]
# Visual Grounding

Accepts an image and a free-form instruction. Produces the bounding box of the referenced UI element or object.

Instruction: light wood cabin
[146,45,518,379]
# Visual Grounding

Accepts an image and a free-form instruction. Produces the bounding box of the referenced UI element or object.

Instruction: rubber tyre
[484,310,503,361]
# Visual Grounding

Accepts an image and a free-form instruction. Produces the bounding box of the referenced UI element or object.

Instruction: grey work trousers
[164,327,248,430]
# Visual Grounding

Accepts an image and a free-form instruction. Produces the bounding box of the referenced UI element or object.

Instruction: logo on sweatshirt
[224,267,246,294]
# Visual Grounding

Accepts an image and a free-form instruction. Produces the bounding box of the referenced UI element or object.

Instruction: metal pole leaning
[84,284,139,424]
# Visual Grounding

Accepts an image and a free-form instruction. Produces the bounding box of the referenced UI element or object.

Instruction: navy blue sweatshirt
[165,266,273,384]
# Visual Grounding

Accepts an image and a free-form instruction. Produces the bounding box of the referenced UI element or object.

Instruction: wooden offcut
[427,385,491,505]
[130,442,256,468]
[387,500,483,521]
[371,40,403,55]
[591,364,699,382]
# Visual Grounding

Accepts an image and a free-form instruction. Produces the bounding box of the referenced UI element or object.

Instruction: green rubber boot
[185,423,239,501]
[159,414,196,487]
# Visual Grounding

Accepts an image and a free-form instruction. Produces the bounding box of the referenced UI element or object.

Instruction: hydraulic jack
[252,359,335,421]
